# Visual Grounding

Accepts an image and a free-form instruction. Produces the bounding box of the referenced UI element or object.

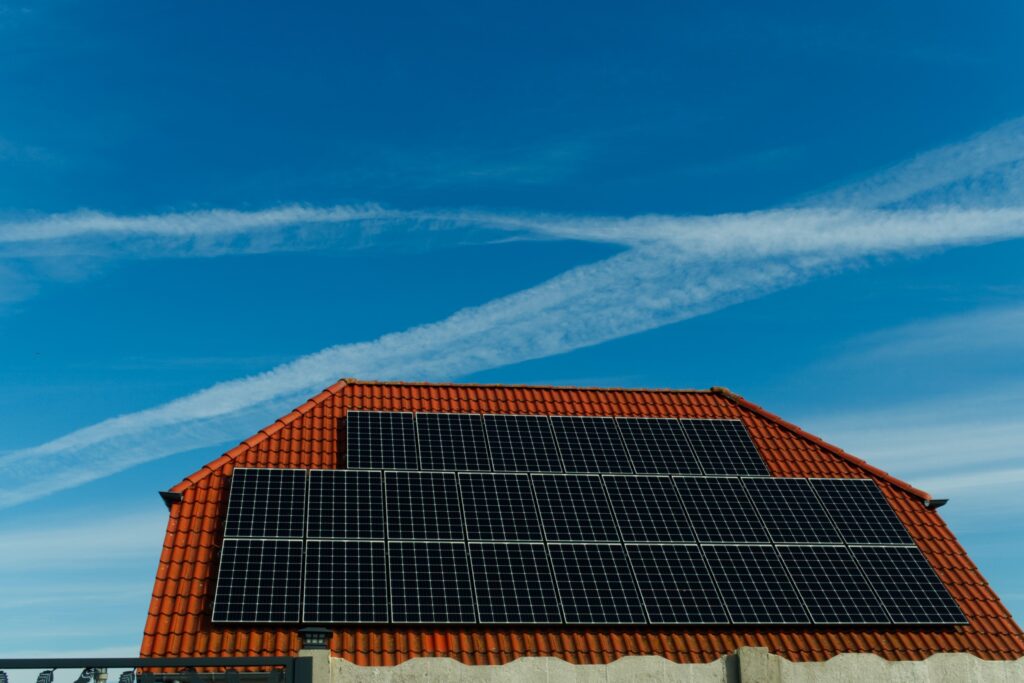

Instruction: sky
[1,0,1024,669]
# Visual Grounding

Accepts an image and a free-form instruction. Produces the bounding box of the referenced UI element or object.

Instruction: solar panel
[468,543,561,623]
[776,545,890,624]
[741,477,842,545]
[616,417,701,474]
[678,419,770,476]
[531,474,619,542]
[303,541,388,623]
[384,471,463,540]
[603,475,695,543]
[211,539,303,623]
[307,470,383,539]
[548,543,646,624]
[672,476,769,544]
[851,546,967,624]
[346,410,418,470]
[625,544,729,624]
[701,544,808,624]
[549,416,633,473]
[459,472,543,541]
[484,414,562,472]
[223,468,307,538]
[809,478,914,545]
[416,412,490,471]
[388,541,476,623]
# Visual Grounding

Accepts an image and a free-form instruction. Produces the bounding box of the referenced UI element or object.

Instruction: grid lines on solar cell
[459,473,543,541]
[384,471,463,540]
[212,539,303,622]
[809,478,915,545]
[603,475,695,543]
[388,542,476,623]
[307,470,383,539]
[616,417,701,474]
[777,545,890,624]
[851,546,967,624]
[223,468,307,538]
[678,419,770,476]
[484,414,562,472]
[532,474,619,542]
[550,416,633,473]
[346,411,418,469]
[673,476,769,544]
[701,544,808,624]
[626,544,729,624]
[416,412,490,471]
[741,477,842,545]
[303,541,388,622]
[468,543,561,623]
[548,543,646,624]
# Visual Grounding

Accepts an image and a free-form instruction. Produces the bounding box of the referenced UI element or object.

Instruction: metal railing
[0,658,312,683]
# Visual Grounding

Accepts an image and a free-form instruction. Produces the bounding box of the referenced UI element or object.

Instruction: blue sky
[1,0,1024,666]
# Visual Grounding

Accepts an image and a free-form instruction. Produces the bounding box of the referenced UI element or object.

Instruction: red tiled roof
[142,379,1024,665]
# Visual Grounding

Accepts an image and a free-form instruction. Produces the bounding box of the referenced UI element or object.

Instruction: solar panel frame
[531,474,620,542]
[223,468,307,539]
[468,542,562,624]
[776,545,890,625]
[678,418,770,476]
[459,472,544,542]
[483,413,563,472]
[549,415,634,473]
[625,544,730,624]
[672,475,770,544]
[388,541,477,624]
[306,469,384,540]
[302,540,388,623]
[851,545,968,625]
[602,474,695,543]
[416,412,491,471]
[808,478,915,546]
[345,410,419,470]
[211,538,304,623]
[384,471,464,541]
[616,417,702,475]
[547,543,647,624]
[741,477,843,545]
[700,544,809,625]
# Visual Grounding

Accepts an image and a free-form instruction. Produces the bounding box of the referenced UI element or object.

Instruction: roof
[142,378,1024,665]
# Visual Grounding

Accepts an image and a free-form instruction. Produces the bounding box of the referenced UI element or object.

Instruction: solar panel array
[211,412,966,628]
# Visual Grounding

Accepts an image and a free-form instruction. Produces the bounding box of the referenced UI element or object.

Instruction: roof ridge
[339,377,715,394]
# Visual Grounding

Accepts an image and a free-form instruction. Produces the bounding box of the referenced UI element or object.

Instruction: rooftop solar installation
[384,471,464,540]
[484,414,562,472]
[459,472,543,541]
[616,417,702,474]
[548,543,647,624]
[626,544,729,624]
[468,542,561,624]
[603,475,695,543]
[741,477,842,545]
[776,545,890,625]
[673,476,770,544]
[346,410,419,469]
[701,544,808,624]
[531,474,620,542]
[307,470,383,540]
[223,468,307,538]
[303,540,388,623]
[416,412,490,471]
[678,419,770,476]
[388,541,476,623]
[549,415,634,473]
[851,546,967,624]
[211,539,303,623]
[809,478,915,546]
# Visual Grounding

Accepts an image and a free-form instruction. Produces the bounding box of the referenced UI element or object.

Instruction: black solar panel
[212,539,303,623]
[550,416,633,473]
[603,475,695,543]
[777,545,890,624]
[307,470,383,540]
[701,544,808,624]
[384,471,463,540]
[678,419,770,476]
[626,544,729,624]
[346,411,418,470]
[616,417,701,474]
[548,543,646,624]
[303,541,388,623]
[223,468,307,538]
[416,412,490,471]
[388,541,476,623]
[468,543,561,623]
[484,414,562,472]
[741,477,842,545]
[673,476,769,544]
[809,478,915,545]
[459,472,543,541]
[851,546,967,624]
[531,474,619,542]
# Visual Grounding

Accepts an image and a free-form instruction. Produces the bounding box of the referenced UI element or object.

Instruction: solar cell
[741,477,842,545]
[603,475,695,543]
[223,468,307,538]
[678,419,770,476]
[307,470,383,540]
[384,471,463,540]
[346,411,418,470]
[777,545,890,624]
[701,544,808,624]
[549,416,633,473]
[459,473,543,542]
[388,542,476,623]
[416,412,490,471]
[211,539,303,623]
[851,546,967,624]
[625,544,729,624]
[809,478,914,545]
[303,541,388,623]
[548,543,646,624]
[468,543,561,623]
[616,417,701,474]
[672,476,769,544]
[531,474,619,542]
[484,414,562,472]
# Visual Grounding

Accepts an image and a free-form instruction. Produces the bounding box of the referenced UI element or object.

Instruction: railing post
[291,658,314,683]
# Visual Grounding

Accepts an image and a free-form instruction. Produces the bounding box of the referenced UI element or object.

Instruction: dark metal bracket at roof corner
[159,490,183,510]
[925,498,949,510]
